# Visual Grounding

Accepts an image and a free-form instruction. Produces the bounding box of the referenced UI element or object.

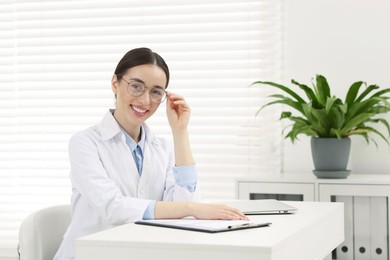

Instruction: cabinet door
[236,181,315,201]
[319,183,390,201]
[319,184,390,260]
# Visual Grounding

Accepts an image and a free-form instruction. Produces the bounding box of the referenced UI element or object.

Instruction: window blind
[0,0,283,258]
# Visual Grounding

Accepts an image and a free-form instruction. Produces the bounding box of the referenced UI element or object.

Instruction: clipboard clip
[228,223,256,229]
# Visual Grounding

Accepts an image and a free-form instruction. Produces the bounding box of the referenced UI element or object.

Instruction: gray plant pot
[311,137,351,179]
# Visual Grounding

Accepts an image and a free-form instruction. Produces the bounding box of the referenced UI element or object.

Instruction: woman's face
[112,64,167,130]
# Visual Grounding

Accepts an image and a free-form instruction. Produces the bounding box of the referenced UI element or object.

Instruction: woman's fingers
[166,91,191,131]
[221,207,249,220]
[192,203,249,220]
[167,92,190,111]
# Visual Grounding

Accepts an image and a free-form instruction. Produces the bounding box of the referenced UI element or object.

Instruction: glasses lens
[127,81,145,97]
[150,88,166,103]
[126,80,166,103]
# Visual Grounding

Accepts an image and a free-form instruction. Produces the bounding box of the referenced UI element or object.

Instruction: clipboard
[135,219,271,233]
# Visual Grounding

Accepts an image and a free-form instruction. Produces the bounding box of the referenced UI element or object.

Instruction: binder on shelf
[354,196,371,260]
[335,196,354,260]
[370,196,388,260]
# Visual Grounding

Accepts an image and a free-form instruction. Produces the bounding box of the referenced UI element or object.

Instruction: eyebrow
[129,77,165,90]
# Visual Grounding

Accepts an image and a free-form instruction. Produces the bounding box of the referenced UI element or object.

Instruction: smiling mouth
[131,105,148,114]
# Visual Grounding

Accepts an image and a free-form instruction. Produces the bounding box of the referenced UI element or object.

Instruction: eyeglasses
[121,78,167,103]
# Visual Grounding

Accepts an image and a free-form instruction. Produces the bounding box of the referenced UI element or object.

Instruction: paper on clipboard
[135,219,271,233]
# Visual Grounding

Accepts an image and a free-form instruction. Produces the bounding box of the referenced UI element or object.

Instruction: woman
[54,47,247,260]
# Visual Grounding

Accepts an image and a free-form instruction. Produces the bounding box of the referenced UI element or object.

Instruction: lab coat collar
[98,109,122,141]
[98,109,156,145]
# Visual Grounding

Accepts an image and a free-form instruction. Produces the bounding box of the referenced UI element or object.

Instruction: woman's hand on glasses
[166,92,191,133]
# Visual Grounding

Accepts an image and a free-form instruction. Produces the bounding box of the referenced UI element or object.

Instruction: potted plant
[252,74,390,178]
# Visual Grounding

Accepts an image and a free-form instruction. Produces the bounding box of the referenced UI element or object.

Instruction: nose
[137,90,151,104]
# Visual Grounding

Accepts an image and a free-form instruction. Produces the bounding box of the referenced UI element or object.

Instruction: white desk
[76,201,344,260]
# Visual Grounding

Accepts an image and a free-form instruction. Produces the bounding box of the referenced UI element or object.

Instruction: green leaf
[346,97,384,121]
[311,108,331,134]
[356,84,380,102]
[341,113,375,134]
[366,105,390,114]
[325,96,338,114]
[328,105,345,130]
[257,98,304,116]
[291,79,320,107]
[280,111,292,119]
[251,81,306,103]
[284,115,311,125]
[351,126,389,144]
[329,128,342,139]
[315,75,331,106]
[367,118,390,137]
[345,81,365,107]
[371,88,390,98]
[285,124,318,142]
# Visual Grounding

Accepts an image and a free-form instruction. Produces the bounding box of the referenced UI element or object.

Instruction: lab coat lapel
[116,134,141,193]
[139,125,154,182]
[136,123,167,200]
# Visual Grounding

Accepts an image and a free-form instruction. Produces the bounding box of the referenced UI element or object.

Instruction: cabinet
[236,174,390,260]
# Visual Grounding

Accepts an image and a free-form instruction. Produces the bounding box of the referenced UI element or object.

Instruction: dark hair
[114,47,170,88]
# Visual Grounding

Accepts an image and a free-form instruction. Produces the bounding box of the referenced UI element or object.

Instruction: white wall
[282,0,390,174]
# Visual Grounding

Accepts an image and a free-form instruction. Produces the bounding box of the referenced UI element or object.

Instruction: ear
[111,74,119,95]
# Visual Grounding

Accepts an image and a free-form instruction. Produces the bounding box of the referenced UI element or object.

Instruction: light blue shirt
[120,125,197,220]
[123,126,146,176]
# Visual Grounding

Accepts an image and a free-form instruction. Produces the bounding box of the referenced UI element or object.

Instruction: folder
[335,196,354,260]
[370,196,388,260]
[354,196,371,260]
[135,219,271,233]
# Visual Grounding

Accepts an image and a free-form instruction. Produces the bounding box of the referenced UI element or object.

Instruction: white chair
[18,205,71,260]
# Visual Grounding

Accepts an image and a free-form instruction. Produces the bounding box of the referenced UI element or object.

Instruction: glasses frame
[121,78,167,103]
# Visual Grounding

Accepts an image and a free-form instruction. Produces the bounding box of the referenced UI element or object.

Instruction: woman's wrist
[155,201,195,219]
[186,202,196,216]
[171,127,189,137]
[172,128,194,166]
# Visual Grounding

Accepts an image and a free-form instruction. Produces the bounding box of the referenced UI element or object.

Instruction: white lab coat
[54,110,200,260]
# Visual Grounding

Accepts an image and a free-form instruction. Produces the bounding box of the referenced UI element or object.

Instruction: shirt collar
[121,124,146,153]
